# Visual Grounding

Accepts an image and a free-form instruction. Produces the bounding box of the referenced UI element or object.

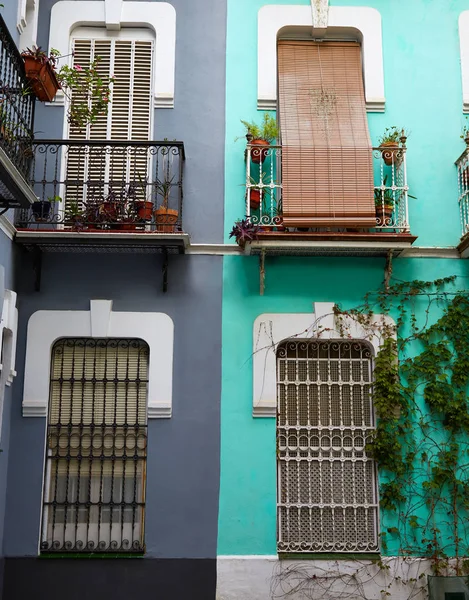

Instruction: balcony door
[64,28,154,214]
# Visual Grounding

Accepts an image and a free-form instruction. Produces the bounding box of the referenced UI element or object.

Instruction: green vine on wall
[333,275,469,576]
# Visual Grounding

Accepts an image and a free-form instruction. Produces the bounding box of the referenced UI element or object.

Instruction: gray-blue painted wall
[0,231,17,598]
[4,252,222,559]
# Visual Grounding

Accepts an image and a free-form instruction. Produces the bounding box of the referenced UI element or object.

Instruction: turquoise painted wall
[220,0,469,556]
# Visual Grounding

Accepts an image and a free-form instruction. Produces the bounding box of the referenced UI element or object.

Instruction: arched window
[276,339,379,553]
[40,337,149,553]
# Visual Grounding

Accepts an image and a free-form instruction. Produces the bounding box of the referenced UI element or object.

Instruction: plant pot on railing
[135,201,153,221]
[250,139,270,164]
[249,189,261,209]
[380,142,399,167]
[154,207,179,232]
[22,55,60,102]
[375,204,393,226]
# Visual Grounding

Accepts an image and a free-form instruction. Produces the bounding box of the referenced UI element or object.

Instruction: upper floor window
[276,339,379,553]
[40,337,149,553]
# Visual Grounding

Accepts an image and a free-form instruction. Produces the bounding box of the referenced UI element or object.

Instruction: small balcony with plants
[232,118,417,257]
[14,139,186,252]
[8,46,187,255]
[0,14,36,209]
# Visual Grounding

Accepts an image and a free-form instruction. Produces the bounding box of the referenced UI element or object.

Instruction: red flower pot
[250,139,270,164]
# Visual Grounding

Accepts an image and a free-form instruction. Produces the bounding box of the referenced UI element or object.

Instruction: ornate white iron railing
[456,142,469,238]
[245,143,411,233]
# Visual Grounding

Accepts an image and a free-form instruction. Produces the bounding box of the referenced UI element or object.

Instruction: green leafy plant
[238,113,278,143]
[56,56,115,131]
[378,126,408,145]
[21,47,114,131]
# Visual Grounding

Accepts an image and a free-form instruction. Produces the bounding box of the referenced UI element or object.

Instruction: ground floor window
[276,339,379,553]
[40,338,148,553]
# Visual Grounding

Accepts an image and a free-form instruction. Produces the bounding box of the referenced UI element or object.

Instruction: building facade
[2,1,469,599]
[0,0,225,598]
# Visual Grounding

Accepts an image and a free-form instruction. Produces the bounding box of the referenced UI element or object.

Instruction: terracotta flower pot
[100,201,119,220]
[250,139,270,164]
[154,206,179,233]
[380,142,399,166]
[249,189,261,209]
[22,56,61,102]
[135,200,153,221]
[375,205,393,226]
[118,220,138,231]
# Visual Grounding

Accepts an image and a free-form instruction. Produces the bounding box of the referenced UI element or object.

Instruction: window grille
[276,340,379,553]
[40,338,149,553]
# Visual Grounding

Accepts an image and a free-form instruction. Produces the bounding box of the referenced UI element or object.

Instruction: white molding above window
[459,11,469,113]
[257,5,385,112]
[23,300,174,418]
[17,0,40,51]
[252,302,393,417]
[48,0,176,108]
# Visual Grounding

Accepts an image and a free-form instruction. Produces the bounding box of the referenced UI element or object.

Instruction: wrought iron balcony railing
[0,14,35,200]
[15,140,185,232]
[244,144,411,234]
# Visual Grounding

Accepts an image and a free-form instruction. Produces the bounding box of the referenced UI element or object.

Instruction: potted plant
[65,201,86,230]
[238,113,278,164]
[247,173,273,210]
[154,174,178,232]
[378,126,407,166]
[21,47,61,102]
[374,185,394,226]
[31,195,61,222]
[229,218,262,247]
[21,48,114,131]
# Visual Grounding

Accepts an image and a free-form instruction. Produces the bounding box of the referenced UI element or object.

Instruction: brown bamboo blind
[277,41,375,227]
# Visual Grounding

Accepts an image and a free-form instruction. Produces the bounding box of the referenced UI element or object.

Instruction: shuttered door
[277,41,375,228]
[65,36,153,210]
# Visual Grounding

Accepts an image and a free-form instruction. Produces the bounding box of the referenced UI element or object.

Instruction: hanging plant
[21,48,115,131]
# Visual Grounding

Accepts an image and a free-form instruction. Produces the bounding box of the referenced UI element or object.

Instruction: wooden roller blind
[277,41,375,227]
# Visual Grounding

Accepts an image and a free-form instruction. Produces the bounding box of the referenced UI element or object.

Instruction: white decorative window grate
[40,338,149,553]
[276,340,379,553]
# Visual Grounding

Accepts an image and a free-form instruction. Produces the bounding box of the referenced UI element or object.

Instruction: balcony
[456,144,469,257]
[0,14,37,209]
[243,143,416,257]
[15,140,187,255]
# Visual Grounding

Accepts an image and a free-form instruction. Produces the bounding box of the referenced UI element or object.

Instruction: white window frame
[22,300,174,418]
[47,0,176,108]
[257,5,385,112]
[0,289,18,439]
[252,302,394,416]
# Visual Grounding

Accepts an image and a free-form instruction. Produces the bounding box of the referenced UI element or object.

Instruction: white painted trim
[460,12,469,113]
[0,290,18,387]
[252,303,394,417]
[48,1,176,108]
[257,5,385,112]
[23,300,174,418]
[18,0,40,51]
[0,215,16,241]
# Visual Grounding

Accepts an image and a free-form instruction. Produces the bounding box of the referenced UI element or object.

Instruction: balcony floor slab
[244,232,417,257]
[15,230,190,254]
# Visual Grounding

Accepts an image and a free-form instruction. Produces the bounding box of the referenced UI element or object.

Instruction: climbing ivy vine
[332,275,469,576]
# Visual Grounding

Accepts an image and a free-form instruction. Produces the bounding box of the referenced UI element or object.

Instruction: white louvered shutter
[65,34,153,211]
